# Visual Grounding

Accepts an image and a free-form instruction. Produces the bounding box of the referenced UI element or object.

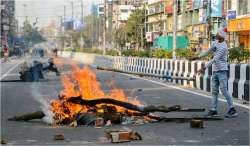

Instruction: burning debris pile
[19,58,60,82]
[9,63,222,127]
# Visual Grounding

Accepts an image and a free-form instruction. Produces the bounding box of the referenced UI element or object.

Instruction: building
[1,0,16,47]
[145,0,165,44]
[112,4,135,29]
[227,0,250,49]
[97,0,142,49]
[146,0,231,50]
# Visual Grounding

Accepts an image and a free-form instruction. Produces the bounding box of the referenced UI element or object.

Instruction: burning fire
[50,62,142,123]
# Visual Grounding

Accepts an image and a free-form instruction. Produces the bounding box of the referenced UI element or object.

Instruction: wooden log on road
[68,96,205,113]
[8,111,45,121]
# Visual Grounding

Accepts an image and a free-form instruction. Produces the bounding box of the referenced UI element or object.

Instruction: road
[1,56,249,145]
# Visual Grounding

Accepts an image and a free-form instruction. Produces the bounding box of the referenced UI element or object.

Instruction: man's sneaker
[205,110,219,117]
[224,107,238,118]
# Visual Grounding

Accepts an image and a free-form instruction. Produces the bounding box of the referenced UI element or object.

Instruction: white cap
[217,27,227,39]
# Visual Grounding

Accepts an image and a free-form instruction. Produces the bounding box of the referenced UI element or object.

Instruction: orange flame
[50,63,142,123]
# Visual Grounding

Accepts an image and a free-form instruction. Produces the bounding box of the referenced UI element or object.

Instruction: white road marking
[0,62,22,80]
[3,73,19,77]
[123,74,250,109]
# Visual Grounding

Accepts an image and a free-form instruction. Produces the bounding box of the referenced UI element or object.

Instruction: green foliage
[113,8,146,49]
[176,49,197,59]
[137,50,150,57]
[228,47,250,63]
[121,49,137,56]
[113,28,127,48]
[64,46,250,63]
[22,20,46,45]
[106,49,120,56]
[150,49,171,58]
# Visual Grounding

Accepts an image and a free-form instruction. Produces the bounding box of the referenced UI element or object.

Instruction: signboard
[211,0,222,17]
[227,10,236,19]
[193,0,203,9]
[165,0,173,14]
[228,17,250,32]
[199,9,205,22]
[146,32,154,42]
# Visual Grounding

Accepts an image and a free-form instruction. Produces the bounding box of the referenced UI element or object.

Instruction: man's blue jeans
[211,70,234,111]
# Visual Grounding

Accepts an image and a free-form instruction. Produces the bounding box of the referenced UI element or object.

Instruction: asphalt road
[1,56,249,145]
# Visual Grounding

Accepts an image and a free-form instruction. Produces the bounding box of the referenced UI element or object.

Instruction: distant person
[2,45,9,62]
[190,27,238,118]
[53,48,58,57]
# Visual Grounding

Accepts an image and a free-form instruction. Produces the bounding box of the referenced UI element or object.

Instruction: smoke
[29,82,54,124]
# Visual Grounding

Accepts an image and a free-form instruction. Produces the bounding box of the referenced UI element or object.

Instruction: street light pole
[103,0,107,55]
[71,1,74,51]
[172,0,177,59]
[80,0,84,49]
[63,5,66,50]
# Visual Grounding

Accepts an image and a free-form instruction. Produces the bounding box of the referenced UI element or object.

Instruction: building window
[149,23,153,32]
[148,6,155,15]
[193,9,199,24]
[238,0,248,15]
[228,0,232,10]
[121,9,128,13]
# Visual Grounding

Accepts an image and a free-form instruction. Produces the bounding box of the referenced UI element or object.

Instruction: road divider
[59,51,249,101]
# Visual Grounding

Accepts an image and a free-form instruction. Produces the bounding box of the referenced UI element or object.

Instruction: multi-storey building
[145,0,165,43]
[146,0,232,50]
[98,0,143,49]
[1,0,16,47]
[227,0,250,49]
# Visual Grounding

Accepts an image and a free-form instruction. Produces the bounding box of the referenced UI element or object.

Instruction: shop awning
[228,17,250,32]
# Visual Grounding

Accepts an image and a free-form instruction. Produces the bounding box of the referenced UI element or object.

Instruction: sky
[15,0,99,29]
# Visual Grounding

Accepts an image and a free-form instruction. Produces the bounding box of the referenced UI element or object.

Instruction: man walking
[191,28,238,118]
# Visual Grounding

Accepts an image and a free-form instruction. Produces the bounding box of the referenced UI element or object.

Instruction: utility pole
[103,0,107,55]
[71,1,74,51]
[208,0,212,47]
[80,0,84,49]
[63,5,66,50]
[172,0,177,59]
[23,4,28,22]
[140,25,144,50]
[71,2,74,18]
[59,16,63,50]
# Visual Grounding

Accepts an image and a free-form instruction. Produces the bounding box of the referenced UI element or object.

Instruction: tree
[113,8,146,50]
[113,27,127,49]
[82,15,100,48]
[22,20,46,46]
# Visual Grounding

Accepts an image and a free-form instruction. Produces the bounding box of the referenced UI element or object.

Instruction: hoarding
[228,10,236,20]
[211,0,222,17]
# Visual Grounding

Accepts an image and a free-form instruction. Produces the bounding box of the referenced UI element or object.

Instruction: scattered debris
[54,133,64,140]
[8,65,223,129]
[8,111,45,121]
[1,139,7,145]
[137,88,143,92]
[109,131,130,143]
[121,117,134,125]
[69,121,77,127]
[134,118,144,125]
[190,119,204,128]
[106,128,142,143]
[105,120,112,126]
[95,118,104,127]
[19,58,60,82]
